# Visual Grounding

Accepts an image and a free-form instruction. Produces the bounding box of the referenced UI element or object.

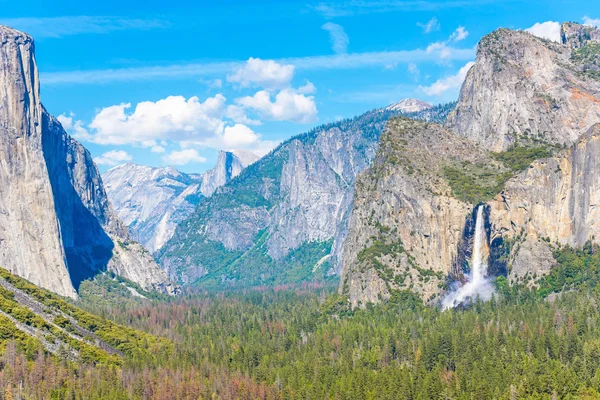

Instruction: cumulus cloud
[57,113,92,140]
[162,149,207,166]
[225,105,262,126]
[227,58,295,90]
[236,89,317,123]
[321,22,349,54]
[88,95,227,146]
[94,150,132,166]
[223,124,261,148]
[417,17,440,33]
[449,26,469,42]
[525,21,561,42]
[151,145,166,153]
[583,16,600,27]
[297,81,317,94]
[419,61,475,96]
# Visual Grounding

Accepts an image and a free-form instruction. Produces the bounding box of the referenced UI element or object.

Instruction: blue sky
[1,0,599,173]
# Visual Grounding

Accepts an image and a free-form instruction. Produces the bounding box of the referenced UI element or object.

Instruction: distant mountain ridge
[386,98,432,113]
[157,101,455,287]
[103,150,259,253]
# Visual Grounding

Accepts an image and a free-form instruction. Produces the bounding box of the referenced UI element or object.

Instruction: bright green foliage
[444,144,554,204]
[443,163,511,204]
[571,42,600,80]
[493,144,554,172]
[536,242,600,298]
[196,231,335,288]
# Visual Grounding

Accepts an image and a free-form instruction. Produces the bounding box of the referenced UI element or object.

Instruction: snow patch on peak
[386,98,432,113]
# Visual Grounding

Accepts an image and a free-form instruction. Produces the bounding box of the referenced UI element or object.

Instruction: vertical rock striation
[0,25,175,298]
[0,26,76,298]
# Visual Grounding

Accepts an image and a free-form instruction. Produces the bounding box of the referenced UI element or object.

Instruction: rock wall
[0,27,76,298]
[446,25,600,151]
[488,124,600,283]
[340,118,504,308]
[0,25,176,297]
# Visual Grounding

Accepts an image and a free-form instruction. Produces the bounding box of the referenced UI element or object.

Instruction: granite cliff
[157,103,455,286]
[343,22,600,307]
[0,26,175,298]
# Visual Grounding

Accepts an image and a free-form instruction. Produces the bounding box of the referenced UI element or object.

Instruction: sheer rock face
[488,124,600,283]
[103,163,204,254]
[200,150,259,197]
[445,25,600,151]
[158,104,453,286]
[102,150,257,254]
[0,27,76,299]
[0,26,176,298]
[340,119,503,308]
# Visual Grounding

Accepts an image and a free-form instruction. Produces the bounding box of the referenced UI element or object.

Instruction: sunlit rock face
[103,150,259,254]
[0,25,176,298]
[446,24,600,152]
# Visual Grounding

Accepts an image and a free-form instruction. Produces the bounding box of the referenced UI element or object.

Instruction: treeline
[3,246,600,398]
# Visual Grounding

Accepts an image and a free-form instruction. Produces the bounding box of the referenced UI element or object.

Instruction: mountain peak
[386,98,432,113]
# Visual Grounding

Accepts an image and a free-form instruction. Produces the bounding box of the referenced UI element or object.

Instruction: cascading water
[442,205,495,309]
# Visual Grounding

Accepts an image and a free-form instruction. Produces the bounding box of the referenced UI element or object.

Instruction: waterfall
[471,205,489,286]
[442,205,494,309]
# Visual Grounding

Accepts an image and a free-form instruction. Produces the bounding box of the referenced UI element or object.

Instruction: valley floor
[3,242,600,399]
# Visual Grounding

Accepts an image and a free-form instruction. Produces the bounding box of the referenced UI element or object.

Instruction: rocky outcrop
[0,26,76,298]
[0,25,175,298]
[340,118,504,308]
[386,98,432,113]
[446,24,600,151]
[103,163,204,253]
[201,150,259,197]
[103,150,258,254]
[488,123,600,283]
[158,104,454,286]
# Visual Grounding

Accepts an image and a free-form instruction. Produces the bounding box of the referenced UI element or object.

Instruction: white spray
[442,205,495,309]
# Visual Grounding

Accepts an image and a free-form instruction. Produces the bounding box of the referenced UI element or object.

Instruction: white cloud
[450,26,469,42]
[525,21,561,42]
[321,22,349,54]
[408,63,420,81]
[88,95,227,146]
[151,145,166,153]
[223,124,261,148]
[41,47,475,85]
[417,17,440,33]
[227,58,295,90]
[297,81,317,94]
[225,105,262,126]
[312,0,503,18]
[0,16,167,38]
[426,42,452,60]
[237,89,317,123]
[94,150,132,166]
[419,61,474,96]
[583,16,600,27]
[57,113,92,140]
[162,149,207,166]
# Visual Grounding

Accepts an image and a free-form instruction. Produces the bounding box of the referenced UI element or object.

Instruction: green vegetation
[444,144,555,204]
[535,242,600,298]
[195,230,336,288]
[6,238,600,397]
[493,144,554,172]
[0,267,173,367]
[443,163,511,204]
[571,42,600,80]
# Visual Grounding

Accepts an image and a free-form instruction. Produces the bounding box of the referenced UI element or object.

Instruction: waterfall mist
[442,205,495,309]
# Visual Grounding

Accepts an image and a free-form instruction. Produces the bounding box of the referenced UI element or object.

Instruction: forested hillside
[3,242,600,398]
